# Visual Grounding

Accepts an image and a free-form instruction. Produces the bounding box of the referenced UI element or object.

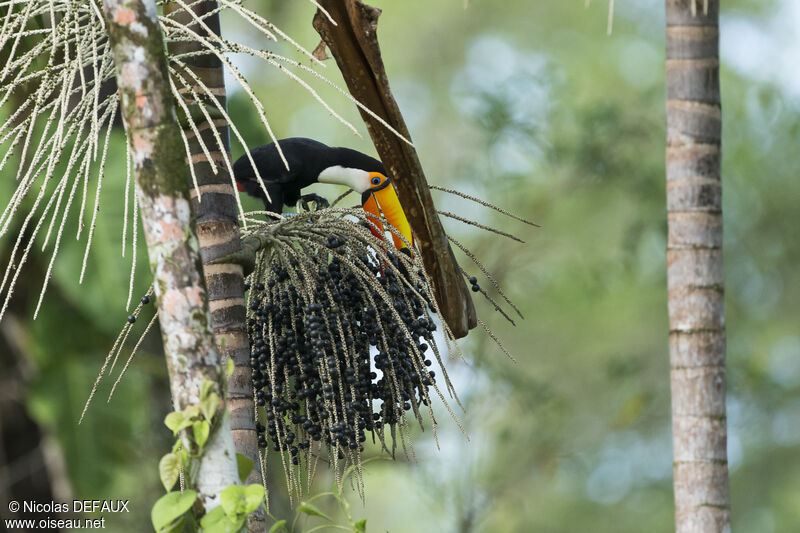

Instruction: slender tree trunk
[163,3,264,529]
[0,232,81,512]
[163,2,264,529]
[100,0,239,509]
[665,2,730,531]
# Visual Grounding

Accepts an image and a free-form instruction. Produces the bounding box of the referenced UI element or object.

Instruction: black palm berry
[141,295,150,304]
[127,315,136,324]
[244,228,449,473]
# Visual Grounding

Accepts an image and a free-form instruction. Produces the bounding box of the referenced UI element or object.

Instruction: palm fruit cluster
[243,209,455,476]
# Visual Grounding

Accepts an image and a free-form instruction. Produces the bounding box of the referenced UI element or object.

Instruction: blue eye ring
[371,176,381,185]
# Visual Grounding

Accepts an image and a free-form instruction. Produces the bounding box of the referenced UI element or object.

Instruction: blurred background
[2,0,799,531]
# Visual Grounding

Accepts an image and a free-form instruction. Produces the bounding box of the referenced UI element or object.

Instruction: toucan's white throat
[317,165,371,193]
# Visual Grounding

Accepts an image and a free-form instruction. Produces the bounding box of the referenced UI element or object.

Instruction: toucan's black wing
[233,138,334,212]
[236,178,283,214]
[233,144,291,213]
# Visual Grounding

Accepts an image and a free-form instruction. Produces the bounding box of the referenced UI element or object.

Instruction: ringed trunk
[163,1,264,528]
[665,1,730,531]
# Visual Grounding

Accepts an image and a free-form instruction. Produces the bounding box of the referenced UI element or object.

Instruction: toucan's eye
[371,176,381,186]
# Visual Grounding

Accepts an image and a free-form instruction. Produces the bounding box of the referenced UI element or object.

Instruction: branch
[312,0,477,338]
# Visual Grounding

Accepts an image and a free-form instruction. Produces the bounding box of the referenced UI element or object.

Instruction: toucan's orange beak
[362,183,414,255]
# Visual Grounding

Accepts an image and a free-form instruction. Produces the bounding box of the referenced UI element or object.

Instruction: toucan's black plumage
[233,137,385,213]
[233,137,415,254]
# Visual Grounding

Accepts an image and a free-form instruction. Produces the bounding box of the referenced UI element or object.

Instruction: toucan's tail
[236,176,283,213]
[233,154,283,213]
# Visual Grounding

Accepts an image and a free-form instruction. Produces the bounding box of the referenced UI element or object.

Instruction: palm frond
[0,0,415,324]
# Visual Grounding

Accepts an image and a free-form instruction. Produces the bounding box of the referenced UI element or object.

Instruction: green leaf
[183,405,201,420]
[353,519,367,533]
[219,484,263,523]
[158,453,181,491]
[268,520,287,533]
[200,380,215,402]
[242,484,265,514]
[180,505,199,533]
[201,392,220,423]
[220,486,246,521]
[199,505,244,533]
[192,421,210,449]
[151,490,196,532]
[297,501,333,522]
[177,447,190,470]
[164,412,190,435]
[236,453,254,483]
[226,357,235,378]
[158,516,186,533]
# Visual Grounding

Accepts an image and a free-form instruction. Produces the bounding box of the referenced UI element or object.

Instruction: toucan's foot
[298,193,330,212]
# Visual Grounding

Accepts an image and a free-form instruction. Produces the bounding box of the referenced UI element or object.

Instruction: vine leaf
[164,412,190,435]
[200,379,215,401]
[243,484,265,513]
[151,490,197,533]
[183,406,201,419]
[200,392,220,423]
[220,484,265,523]
[192,420,210,449]
[200,505,243,533]
[158,453,181,492]
[268,520,287,533]
[297,501,333,522]
[236,453,255,483]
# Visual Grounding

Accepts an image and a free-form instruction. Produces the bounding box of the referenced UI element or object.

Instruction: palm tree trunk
[163,3,263,529]
[665,1,730,531]
[100,0,240,508]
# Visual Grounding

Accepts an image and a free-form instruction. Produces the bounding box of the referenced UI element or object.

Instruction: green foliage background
[1,1,798,531]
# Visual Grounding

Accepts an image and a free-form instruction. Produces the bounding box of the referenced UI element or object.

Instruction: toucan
[233,137,414,254]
